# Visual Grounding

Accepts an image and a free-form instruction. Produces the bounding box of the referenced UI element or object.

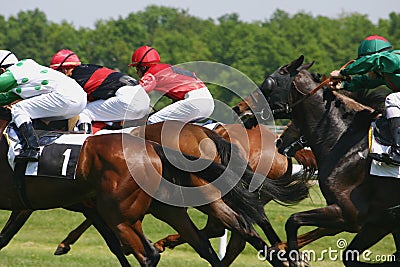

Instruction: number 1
[62,149,72,176]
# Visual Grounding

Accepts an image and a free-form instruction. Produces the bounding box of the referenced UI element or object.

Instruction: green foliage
[2,6,399,111]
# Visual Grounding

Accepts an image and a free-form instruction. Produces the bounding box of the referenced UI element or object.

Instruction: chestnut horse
[240,56,400,266]
[0,108,294,267]
[51,120,313,266]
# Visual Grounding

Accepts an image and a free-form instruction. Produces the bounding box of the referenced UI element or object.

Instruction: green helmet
[357,35,392,57]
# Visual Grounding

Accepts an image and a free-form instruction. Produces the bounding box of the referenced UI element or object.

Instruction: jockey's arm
[0,70,21,106]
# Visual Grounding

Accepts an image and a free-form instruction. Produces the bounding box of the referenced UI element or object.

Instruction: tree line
[1,5,400,121]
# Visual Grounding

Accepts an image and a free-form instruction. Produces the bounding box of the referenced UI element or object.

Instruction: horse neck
[293,89,371,162]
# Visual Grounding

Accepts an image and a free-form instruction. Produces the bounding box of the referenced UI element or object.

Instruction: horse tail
[202,129,255,182]
[203,128,311,205]
[238,162,311,206]
[151,143,265,226]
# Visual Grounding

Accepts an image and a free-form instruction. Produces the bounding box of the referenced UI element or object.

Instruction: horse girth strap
[13,161,33,209]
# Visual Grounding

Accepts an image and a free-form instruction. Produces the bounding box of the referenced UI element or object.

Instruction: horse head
[232,55,314,124]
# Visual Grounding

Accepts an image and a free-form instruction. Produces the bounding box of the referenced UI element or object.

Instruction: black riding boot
[387,117,400,166]
[77,122,92,134]
[15,122,40,162]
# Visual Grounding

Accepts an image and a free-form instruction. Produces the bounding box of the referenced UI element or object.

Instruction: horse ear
[300,61,315,71]
[285,55,305,73]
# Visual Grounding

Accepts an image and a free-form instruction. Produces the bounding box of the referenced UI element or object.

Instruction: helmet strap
[137,47,155,69]
[56,52,77,71]
[0,52,13,67]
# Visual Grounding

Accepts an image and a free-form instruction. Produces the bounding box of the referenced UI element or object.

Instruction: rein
[275,60,355,115]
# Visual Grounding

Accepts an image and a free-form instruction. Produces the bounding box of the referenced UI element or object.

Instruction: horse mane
[332,90,376,113]
[309,71,386,115]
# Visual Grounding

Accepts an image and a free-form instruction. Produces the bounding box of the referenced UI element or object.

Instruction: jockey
[50,49,150,134]
[330,35,400,165]
[129,45,214,124]
[0,50,87,162]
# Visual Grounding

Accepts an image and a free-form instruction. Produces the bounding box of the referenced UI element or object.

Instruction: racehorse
[50,120,314,266]
[241,56,400,266]
[0,108,292,267]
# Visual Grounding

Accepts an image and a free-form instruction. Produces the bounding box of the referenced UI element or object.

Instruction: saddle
[372,117,392,146]
[6,123,88,179]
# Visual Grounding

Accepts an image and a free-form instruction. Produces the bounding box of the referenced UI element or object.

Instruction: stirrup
[369,152,400,166]
[15,149,40,162]
[77,123,92,134]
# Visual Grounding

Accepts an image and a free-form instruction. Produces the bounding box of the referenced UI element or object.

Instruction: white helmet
[0,50,18,67]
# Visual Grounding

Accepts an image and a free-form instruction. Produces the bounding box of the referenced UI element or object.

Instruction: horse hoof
[54,244,70,255]
[289,260,310,267]
[153,241,165,253]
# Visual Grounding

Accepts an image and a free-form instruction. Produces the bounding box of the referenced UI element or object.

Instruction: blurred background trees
[2,6,399,124]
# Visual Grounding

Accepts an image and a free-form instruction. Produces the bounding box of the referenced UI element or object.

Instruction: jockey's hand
[330,70,344,79]
[329,80,342,90]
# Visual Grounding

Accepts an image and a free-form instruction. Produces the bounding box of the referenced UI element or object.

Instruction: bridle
[272,60,355,117]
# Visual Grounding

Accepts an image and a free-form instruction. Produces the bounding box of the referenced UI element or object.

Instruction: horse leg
[220,210,281,267]
[82,207,132,267]
[0,210,33,250]
[275,227,343,251]
[197,199,285,267]
[391,230,400,262]
[343,222,394,267]
[221,232,246,267]
[284,204,353,266]
[95,191,159,267]
[257,210,282,245]
[54,219,92,255]
[151,204,223,267]
[154,216,225,252]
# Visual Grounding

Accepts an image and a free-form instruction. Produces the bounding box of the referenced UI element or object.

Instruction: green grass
[0,185,395,266]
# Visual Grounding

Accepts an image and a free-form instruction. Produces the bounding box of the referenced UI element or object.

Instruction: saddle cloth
[369,122,400,178]
[6,125,90,179]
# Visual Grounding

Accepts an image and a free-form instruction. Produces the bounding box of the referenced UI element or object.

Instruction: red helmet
[128,46,160,67]
[50,49,81,70]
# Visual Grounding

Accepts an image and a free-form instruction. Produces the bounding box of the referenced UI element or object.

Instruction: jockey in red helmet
[129,45,214,124]
[330,35,400,165]
[50,49,150,134]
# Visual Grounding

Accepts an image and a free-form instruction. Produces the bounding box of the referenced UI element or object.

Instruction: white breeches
[148,87,214,124]
[78,85,150,124]
[11,91,87,127]
[386,92,400,119]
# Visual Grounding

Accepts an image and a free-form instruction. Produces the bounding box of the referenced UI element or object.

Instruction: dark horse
[242,56,400,266]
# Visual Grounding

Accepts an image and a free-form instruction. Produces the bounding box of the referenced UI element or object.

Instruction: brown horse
[52,120,314,266]
[241,56,400,266]
[0,108,290,267]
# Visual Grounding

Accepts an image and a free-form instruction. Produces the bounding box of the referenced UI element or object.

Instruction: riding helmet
[129,46,160,67]
[50,49,81,70]
[357,35,392,57]
[0,50,18,67]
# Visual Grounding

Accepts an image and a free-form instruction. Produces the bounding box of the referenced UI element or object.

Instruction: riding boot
[15,122,40,162]
[369,117,400,166]
[77,122,92,134]
[387,117,400,166]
